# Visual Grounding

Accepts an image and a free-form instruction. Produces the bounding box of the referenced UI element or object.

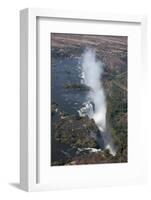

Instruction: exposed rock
[51,102,59,116]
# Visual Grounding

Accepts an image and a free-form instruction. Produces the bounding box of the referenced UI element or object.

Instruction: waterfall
[80,48,106,131]
[79,48,116,155]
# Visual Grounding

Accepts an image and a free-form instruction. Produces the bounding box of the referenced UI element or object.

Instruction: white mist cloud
[80,48,116,156]
[81,48,106,131]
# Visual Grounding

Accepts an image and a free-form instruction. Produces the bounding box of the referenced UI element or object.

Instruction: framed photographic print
[20,8,147,191]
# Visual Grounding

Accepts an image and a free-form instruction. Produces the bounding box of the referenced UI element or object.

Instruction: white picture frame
[20,8,147,192]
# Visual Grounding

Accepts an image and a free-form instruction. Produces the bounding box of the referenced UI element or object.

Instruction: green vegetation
[55,115,100,149]
[105,71,127,162]
[64,83,91,91]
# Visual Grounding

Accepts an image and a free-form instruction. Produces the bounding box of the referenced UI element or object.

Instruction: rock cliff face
[51,33,127,166]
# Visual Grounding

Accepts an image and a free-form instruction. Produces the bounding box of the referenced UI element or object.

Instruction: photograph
[51,33,128,166]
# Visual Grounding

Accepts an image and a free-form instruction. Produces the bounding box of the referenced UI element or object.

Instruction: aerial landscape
[51,33,127,166]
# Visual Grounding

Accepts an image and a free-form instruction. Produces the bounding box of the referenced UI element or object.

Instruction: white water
[79,48,116,156]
